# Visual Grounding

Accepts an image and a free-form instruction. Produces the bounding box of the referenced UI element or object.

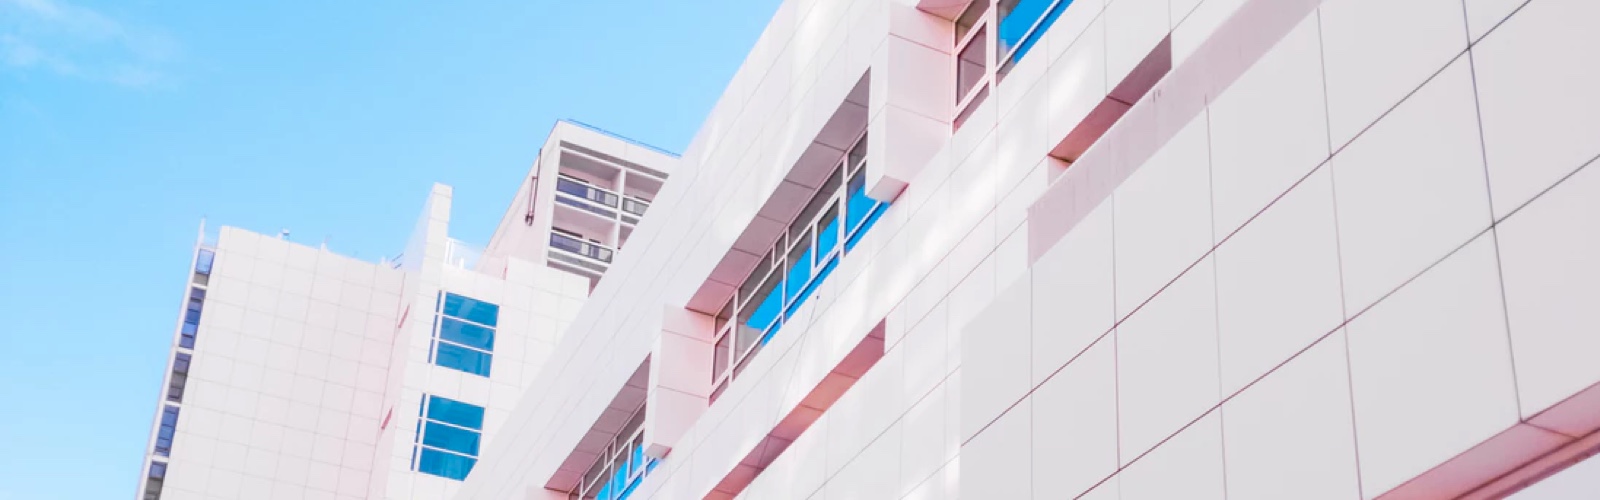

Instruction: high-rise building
[134,120,675,500]
[142,0,1600,499]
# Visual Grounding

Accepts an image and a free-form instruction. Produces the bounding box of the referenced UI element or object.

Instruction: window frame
[707,130,887,396]
[412,395,485,481]
[429,292,499,377]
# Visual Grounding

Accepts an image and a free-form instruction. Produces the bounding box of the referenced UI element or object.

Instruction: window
[142,461,167,500]
[192,248,215,286]
[953,0,1078,125]
[153,405,180,457]
[708,131,889,397]
[166,352,191,403]
[430,292,498,377]
[572,404,656,500]
[412,395,485,481]
[954,0,991,126]
[179,287,205,349]
[997,0,1074,75]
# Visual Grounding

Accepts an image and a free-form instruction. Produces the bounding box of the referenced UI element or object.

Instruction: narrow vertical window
[412,395,485,481]
[430,292,498,377]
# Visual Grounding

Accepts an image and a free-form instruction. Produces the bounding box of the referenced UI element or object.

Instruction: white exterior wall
[155,227,406,500]
[457,1,1600,500]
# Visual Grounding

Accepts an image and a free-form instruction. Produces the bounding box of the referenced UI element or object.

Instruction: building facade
[134,121,675,500]
[451,0,1600,499]
[141,0,1600,499]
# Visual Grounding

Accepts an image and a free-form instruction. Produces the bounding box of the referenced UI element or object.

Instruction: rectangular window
[142,461,167,500]
[709,131,890,394]
[192,248,215,285]
[166,352,191,403]
[430,292,497,377]
[413,395,484,481]
[179,287,205,349]
[997,0,1074,75]
[573,404,656,500]
[153,405,180,457]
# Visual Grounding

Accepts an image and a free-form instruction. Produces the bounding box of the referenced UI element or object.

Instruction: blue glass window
[438,318,494,350]
[442,293,499,327]
[426,395,485,429]
[710,132,890,388]
[999,0,1075,70]
[413,395,484,481]
[154,405,180,457]
[194,249,215,275]
[434,343,492,377]
[417,448,476,481]
[422,421,481,455]
[432,292,498,377]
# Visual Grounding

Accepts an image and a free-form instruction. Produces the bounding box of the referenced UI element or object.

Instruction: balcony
[620,197,649,218]
[549,231,614,264]
[556,177,621,219]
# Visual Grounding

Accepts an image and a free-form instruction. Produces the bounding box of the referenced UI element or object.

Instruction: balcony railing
[557,177,620,208]
[620,197,649,217]
[549,232,614,264]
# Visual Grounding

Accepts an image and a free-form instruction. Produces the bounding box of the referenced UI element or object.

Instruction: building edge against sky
[133,120,676,500]
[139,0,1600,499]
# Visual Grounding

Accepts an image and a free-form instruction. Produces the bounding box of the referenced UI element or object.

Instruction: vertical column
[644,307,715,458]
[864,2,955,202]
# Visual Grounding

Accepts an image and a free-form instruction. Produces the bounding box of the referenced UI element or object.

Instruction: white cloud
[0,0,178,87]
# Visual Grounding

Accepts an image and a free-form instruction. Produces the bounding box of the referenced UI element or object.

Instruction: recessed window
[142,461,167,500]
[997,0,1074,75]
[179,287,205,349]
[412,395,485,481]
[166,352,191,403]
[572,404,656,500]
[153,405,180,457]
[430,292,497,377]
[709,132,889,395]
[953,0,1078,126]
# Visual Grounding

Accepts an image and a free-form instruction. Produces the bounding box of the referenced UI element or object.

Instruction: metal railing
[557,177,620,208]
[620,197,649,217]
[549,232,614,264]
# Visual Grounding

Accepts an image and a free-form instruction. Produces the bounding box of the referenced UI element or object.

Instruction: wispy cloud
[0,0,178,87]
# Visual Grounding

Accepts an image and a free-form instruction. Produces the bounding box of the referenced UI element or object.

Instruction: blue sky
[0,0,779,498]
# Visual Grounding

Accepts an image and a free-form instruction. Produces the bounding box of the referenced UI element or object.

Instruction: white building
[134,121,675,500]
[143,0,1600,498]
[452,0,1600,499]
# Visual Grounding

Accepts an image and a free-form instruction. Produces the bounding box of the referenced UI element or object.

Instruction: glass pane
[438,317,495,351]
[435,342,493,377]
[417,448,476,480]
[712,333,729,381]
[784,240,814,308]
[789,168,839,240]
[955,0,988,41]
[1000,0,1070,65]
[738,250,774,305]
[422,421,482,456]
[715,297,733,333]
[442,293,500,327]
[817,204,840,258]
[194,249,215,275]
[847,132,868,174]
[738,268,783,350]
[957,26,987,101]
[426,396,485,430]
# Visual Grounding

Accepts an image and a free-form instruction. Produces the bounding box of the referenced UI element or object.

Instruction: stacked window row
[412,395,486,481]
[144,247,214,500]
[572,403,656,500]
[430,292,499,377]
[709,131,888,398]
